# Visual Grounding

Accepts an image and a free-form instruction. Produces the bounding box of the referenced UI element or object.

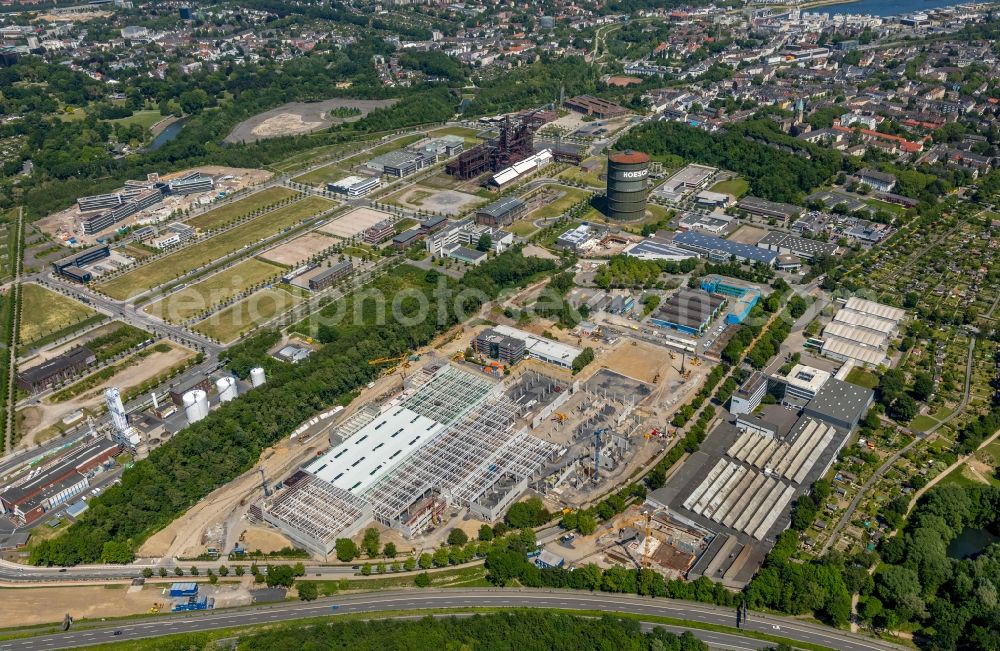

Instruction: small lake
[947,527,1000,560]
[149,118,186,151]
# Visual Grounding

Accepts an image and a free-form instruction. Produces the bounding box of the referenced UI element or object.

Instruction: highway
[0,589,908,651]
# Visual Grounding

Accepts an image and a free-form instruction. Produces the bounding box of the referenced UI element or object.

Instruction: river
[149,118,185,151]
[808,0,973,16]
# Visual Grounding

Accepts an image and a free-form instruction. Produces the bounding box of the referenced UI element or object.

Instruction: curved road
[4,589,907,651]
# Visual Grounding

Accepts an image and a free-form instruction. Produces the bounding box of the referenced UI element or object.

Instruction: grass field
[108,110,164,131]
[192,287,301,343]
[186,187,299,231]
[19,284,97,345]
[527,186,592,220]
[909,414,938,432]
[98,196,334,300]
[558,158,605,187]
[144,258,284,323]
[865,198,908,217]
[710,178,749,197]
[509,220,539,237]
[428,126,484,146]
[846,367,879,389]
[292,163,351,187]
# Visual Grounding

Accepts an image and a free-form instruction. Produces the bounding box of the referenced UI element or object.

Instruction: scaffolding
[261,473,371,556]
[363,394,557,526]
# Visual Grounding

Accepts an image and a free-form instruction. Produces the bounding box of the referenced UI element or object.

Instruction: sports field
[143,258,284,323]
[98,196,334,300]
[186,187,299,231]
[20,283,97,344]
[192,288,300,343]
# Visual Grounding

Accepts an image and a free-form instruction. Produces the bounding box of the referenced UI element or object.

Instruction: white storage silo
[250,367,266,388]
[216,376,238,403]
[183,389,209,424]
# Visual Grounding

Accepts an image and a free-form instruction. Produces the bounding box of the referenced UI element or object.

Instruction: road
[819,333,977,554]
[1,588,908,651]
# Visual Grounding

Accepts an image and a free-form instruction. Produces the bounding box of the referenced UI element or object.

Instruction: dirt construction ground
[727,225,769,245]
[259,232,338,267]
[0,585,164,626]
[225,99,396,143]
[598,339,677,385]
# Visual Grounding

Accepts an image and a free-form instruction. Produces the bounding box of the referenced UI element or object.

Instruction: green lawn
[527,186,592,221]
[19,284,97,345]
[865,198,907,217]
[937,464,989,489]
[293,164,351,188]
[192,287,300,343]
[144,258,285,323]
[108,110,164,131]
[509,221,539,237]
[710,178,749,198]
[909,414,938,432]
[186,187,299,231]
[558,159,605,188]
[98,196,335,300]
[845,367,879,389]
[428,126,483,146]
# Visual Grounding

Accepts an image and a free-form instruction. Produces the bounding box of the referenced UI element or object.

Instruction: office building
[308,260,353,291]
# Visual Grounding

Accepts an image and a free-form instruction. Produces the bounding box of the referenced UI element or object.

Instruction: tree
[174,567,184,576]
[383,542,398,558]
[414,572,432,588]
[478,525,494,542]
[235,565,245,576]
[577,513,597,535]
[266,565,295,588]
[911,372,934,402]
[889,395,918,422]
[292,562,305,577]
[404,557,417,571]
[218,565,229,577]
[505,497,551,528]
[158,567,168,578]
[476,233,492,252]
[190,566,199,576]
[362,528,380,557]
[433,547,450,567]
[335,538,359,563]
[361,563,372,576]
[447,529,469,546]
[208,570,218,584]
[141,567,153,578]
[418,553,433,570]
[297,581,318,601]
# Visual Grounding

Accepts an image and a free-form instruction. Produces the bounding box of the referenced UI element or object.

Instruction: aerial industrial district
[1,3,1000,650]
[5,110,897,631]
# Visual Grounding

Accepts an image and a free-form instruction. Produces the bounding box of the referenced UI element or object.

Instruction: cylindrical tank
[216,376,238,403]
[183,389,209,424]
[250,367,266,388]
[606,150,650,221]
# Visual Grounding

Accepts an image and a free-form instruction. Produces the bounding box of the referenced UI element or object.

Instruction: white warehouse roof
[843,297,905,324]
[493,324,581,366]
[305,406,444,494]
[822,337,888,368]
[823,321,888,349]
[832,308,896,335]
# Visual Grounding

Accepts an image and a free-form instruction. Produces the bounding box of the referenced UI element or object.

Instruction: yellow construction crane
[619,511,654,569]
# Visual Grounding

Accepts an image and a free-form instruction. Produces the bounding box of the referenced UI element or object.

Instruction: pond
[149,118,186,151]
[947,527,1000,560]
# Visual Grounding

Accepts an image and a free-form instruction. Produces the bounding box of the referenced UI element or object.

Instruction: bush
[297,581,318,601]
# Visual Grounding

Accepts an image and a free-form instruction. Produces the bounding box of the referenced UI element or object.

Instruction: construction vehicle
[553,411,568,423]
[619,511,654,569]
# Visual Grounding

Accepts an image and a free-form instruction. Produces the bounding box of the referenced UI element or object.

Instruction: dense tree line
[31,253,555,566]
[594,255,697,289]
[617,119,841,204]
[238,610,708,651]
